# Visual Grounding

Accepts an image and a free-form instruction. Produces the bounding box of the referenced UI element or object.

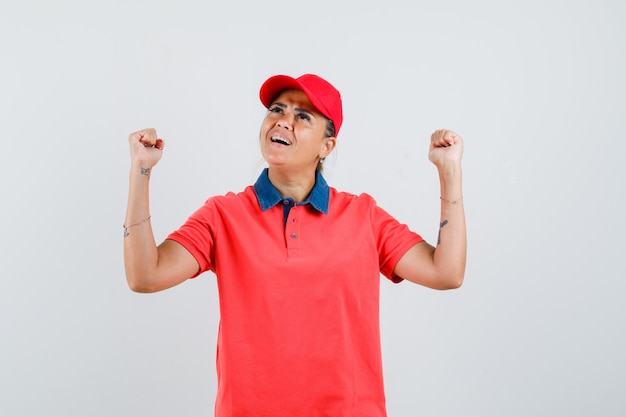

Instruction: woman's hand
[128,128,165,169]
[428,129,463,170]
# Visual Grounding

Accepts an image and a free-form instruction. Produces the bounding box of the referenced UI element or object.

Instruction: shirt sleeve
[166,198,218,278]
[367,195,424,283]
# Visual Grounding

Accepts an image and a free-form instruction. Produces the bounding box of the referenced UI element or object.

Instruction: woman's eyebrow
[271,102,316,117]
[294,107,315,117]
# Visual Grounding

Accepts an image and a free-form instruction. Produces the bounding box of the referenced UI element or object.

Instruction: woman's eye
[297,113,311,122]
[269,106,283,114]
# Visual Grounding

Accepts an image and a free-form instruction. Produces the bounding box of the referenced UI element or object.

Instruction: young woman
[123,73,466,416]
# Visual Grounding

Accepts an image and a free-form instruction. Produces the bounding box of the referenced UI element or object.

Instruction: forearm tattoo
[140,167,151,176]
[437,219,449,245]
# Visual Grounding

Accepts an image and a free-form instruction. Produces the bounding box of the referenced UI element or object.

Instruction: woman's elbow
[403,271,464,290]
[443,274,464,290]
[126,272,159,293]
[442,277,464,290]
[435,272,465,290]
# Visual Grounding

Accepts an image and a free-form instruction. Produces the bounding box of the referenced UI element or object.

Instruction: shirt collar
[253,168,329,214]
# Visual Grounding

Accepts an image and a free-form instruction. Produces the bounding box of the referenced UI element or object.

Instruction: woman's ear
[320,137,336,158]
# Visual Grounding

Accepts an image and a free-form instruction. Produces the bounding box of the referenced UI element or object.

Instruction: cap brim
[259,75,331,123]
[259,75,303,108]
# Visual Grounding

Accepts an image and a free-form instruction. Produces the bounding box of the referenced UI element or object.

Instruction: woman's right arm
[123,128,199,293]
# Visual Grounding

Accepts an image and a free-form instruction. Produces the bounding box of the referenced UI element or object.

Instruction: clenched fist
[428,129,463,169]
[128,128,165,170]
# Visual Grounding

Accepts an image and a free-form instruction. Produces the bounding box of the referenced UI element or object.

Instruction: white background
[1,0,625,416]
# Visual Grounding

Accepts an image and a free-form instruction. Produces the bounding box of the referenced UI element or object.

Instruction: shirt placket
[285,205,303,259]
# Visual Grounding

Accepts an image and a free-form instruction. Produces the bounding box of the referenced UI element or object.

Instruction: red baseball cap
[259,74,343,136]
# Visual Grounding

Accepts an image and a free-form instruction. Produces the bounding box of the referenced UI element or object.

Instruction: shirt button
[291,233,297,239]
[282,200,290,205]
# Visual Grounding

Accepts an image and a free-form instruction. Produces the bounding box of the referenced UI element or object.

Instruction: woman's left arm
[393,129,466,290]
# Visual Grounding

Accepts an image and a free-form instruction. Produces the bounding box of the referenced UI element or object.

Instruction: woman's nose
[276,115,293,130]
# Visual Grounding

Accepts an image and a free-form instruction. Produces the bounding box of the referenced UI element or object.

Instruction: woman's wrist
[437,160,462,178]
[130,161,154,177]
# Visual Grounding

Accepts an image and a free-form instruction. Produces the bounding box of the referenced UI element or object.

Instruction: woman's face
[260,89,335,174]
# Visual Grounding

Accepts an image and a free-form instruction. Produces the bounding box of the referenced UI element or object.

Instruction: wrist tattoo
[437,219,449,245]
[140,167,151,176]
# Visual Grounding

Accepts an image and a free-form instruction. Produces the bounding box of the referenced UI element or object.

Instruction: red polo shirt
[167,170,423,417]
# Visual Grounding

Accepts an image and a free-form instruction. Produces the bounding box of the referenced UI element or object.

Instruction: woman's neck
[267,168,316,203]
